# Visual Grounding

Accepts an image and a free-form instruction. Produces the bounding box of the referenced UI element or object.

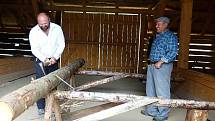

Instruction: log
[55,91,215,110]
[0,58,85,121]
[78,70,145,78]
[73,97,158,121]
[75,74,129,91]
[185,109,208,121]
[69,103,120,120]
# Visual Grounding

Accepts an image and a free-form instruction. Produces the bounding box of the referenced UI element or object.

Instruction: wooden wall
[61,12,148,73]
[0,57,34,84]
[188,36,215,75]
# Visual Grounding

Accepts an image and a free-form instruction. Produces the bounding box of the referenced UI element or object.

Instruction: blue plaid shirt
[149,29,178,63]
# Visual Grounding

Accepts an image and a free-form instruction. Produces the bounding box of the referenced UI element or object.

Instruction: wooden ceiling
[0,0,215,36]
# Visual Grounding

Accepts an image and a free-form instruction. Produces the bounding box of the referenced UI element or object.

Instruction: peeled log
[0,58,85,121]
[55,91,215,110]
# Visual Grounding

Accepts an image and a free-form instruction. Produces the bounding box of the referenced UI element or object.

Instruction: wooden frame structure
[42,70,215,121]
[0,59,214,121]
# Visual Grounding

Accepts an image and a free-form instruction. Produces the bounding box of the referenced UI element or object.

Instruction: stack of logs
[0,58,214,121]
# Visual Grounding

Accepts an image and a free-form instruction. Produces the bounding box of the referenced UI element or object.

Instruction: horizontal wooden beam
[75,74,129,91]
[44,5,151,14]
[73,97,157,121]
[0,44,30,50]
[68,102,120,120]
[55,91,215,110]
[78,70,145,78]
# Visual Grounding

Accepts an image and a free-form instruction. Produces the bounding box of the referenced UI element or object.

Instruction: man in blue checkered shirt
[141,17,178,121]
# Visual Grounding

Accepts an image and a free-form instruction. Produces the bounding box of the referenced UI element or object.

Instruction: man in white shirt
[29,12,65,115]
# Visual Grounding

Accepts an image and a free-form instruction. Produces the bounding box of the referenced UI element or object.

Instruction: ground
[0,75,214,121]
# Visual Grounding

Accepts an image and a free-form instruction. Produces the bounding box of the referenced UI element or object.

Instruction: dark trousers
[34,58,58,109]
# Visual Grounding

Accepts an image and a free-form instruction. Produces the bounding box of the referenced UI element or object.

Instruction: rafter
[152,0,168,17]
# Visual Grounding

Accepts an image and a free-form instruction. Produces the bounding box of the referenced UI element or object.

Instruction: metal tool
[55,75,75,90]
[39,62,46,76]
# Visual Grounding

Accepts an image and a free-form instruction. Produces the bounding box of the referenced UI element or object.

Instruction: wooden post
[53,98,62,121]
[178,0,193,69]
[44,94,54,121]
[185,109,208,121]
[44,92,62,121]
[0,58,85,121]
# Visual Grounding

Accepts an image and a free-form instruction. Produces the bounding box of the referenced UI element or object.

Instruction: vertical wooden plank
[104,14,109,71]
[108,14,114,71]
[117,15,123,72]
[178,0,193,69]
[112,14,116,71]
[123,15,127,72]
[92,13,98,70]
[138,14,148,74]
[127,15,132,73]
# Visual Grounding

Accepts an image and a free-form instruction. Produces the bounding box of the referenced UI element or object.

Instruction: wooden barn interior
[0,0,215,121]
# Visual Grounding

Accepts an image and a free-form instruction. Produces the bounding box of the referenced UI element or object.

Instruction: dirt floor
[0,75,214,121]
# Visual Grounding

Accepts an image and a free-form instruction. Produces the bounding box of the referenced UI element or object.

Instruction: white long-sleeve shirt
[29,22,65,62]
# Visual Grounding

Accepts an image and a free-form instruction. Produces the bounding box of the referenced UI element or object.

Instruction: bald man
[29,12,65,115]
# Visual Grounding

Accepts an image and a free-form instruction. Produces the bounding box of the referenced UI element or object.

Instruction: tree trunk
[0,58,85,121]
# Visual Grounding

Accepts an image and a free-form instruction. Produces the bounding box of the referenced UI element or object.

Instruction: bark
[55,91,215,110]
[0,58,85,121]
[78,70,145,78]
[75,74,129,91]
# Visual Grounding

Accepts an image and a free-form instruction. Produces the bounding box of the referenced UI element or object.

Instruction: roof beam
[43,4,151,14]
[152,0,168,17]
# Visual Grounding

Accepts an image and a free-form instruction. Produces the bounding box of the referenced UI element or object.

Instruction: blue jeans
[34,58,58,109]
[145,63,173,120]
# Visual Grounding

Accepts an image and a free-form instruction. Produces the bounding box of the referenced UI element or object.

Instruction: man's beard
[39,23,50,32]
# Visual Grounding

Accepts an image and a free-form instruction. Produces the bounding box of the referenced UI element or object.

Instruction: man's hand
[49,57,57,65]
[43,58,50,66]
[154,60,164,69]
